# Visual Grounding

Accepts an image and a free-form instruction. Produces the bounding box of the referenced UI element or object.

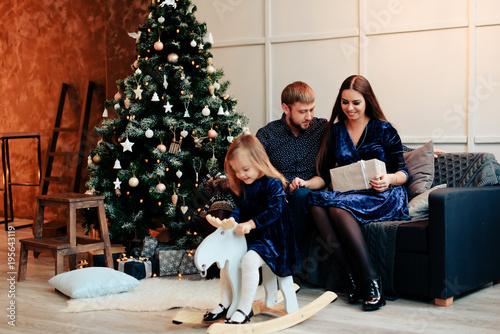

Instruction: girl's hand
[370,173,391,192]
[234,220,256,235]
[289,177,306,192]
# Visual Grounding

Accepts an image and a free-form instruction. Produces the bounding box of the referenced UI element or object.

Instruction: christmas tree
[83,0,248,248]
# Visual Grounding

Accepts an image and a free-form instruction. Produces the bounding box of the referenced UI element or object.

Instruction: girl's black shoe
[362,277,386,311]
[203,304,228,322]
[347,272,363,304]
[224,309,254,324]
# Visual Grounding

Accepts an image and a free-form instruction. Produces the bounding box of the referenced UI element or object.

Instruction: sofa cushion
[404,140,435,200]
[408,184,447,217]
[396,218,428,253]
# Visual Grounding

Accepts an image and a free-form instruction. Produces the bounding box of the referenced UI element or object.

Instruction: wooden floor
[2,224,500,334]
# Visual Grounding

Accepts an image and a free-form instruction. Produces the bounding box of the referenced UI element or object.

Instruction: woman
[307,75,410,311]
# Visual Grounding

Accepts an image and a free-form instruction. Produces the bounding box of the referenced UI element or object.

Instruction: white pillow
[408,184,447,217]
[48,267,140,299]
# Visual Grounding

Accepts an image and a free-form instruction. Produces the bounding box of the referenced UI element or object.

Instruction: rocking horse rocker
[172,214,337,334]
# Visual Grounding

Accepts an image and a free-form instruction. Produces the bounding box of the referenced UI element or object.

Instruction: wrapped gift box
[156,246,198,276]
[117,257,159,280]
[88,245,126,269]
[330,158,387,192]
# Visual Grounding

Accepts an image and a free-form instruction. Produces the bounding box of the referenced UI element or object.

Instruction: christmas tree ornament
[85,189,94,195]
[156,182,166,192]
[183,100,191,117]
[92,155,101,164]
[190,40,197,47]
[124,98,131,108]
[151,92,160,102]
[158,16,165,23]
[208,85,215,95]
[161,0,177,9]
[121,137,135,152]
[208,129,217,139]
[154,40,164,51]
[133,59,139,68]
[207,65,215,74]
[145,129,154,138]
[164,101,173,113]
[129,176,139,187]
[213,82,221,90]
[176,170,183,178]
[193,136,208,148]
[167,53,179,63]
[114,177,122,189]
[180,129,189,138]
[163,75,169,89]
[115,188,122,196]
[114,103,121,110]
[133,85,143,99]
[157,143,167,152]
[113,159,122,169]
[193,158,202,183]
[180,196,188,214]
[207,57,213,65]
[172,187,178,205]
[203,32,214,44]
[227,135,234,143]
[135,68,142,76]
[217,106,224,115]
[88,155,93,165]
[237,118,242,126]
[102,108,109,118]
[169,128,182,154]
[114,91,124,101]
[225,110,230,116]
[202,106,210,116]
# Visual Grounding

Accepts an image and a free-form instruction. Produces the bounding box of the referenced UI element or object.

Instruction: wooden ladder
[40,81,95,196]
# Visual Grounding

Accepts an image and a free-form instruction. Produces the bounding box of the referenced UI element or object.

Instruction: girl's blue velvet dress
[307,119,411,224]
[230,176,300,277]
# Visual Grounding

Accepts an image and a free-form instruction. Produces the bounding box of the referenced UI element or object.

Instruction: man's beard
[289,115,310,132]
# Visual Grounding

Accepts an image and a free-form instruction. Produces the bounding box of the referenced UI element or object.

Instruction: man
[256,81,325,243]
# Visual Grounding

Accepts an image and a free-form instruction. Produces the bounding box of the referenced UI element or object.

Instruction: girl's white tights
[212,250,264,322]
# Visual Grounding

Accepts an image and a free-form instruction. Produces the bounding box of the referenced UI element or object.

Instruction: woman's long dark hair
[316,75,388,174]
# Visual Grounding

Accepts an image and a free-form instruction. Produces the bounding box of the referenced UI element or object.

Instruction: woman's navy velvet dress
[307,119,411,224]
[229,176,300,277]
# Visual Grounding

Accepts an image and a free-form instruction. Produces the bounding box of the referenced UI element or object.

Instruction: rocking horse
[172,214,337,334]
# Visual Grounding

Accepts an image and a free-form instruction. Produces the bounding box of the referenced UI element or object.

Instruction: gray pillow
[408,184,447,217]
[404,140,435,200]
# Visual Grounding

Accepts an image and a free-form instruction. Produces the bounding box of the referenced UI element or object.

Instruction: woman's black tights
[310,205,377,281]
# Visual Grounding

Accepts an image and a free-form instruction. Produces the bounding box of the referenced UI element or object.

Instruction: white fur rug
[61,277,264,313]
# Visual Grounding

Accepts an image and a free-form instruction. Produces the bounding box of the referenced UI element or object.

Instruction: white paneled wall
[194,0,500,158]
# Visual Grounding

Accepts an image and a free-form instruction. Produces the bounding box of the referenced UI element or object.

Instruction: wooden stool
[18,193,113,281]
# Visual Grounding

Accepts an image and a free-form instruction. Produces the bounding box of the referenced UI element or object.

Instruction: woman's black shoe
[347,273,363,304]
[203,304,228,322]
[224,309,254,324]
[362,277,386,311]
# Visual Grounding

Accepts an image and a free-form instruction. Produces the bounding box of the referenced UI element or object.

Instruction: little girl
[203,134,300,324]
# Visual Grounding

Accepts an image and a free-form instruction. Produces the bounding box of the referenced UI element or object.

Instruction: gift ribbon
[118,258,153,278]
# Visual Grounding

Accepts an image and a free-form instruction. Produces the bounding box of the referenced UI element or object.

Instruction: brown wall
[1,0,147,221]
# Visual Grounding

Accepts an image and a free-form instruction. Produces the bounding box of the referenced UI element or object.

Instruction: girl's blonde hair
[224,134,288,196]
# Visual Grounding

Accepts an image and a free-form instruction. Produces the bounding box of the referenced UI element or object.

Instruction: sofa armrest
[428,185,500,300]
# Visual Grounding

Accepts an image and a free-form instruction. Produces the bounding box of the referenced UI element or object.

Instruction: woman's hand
[234,220,256,235]
[370,173,391,192]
